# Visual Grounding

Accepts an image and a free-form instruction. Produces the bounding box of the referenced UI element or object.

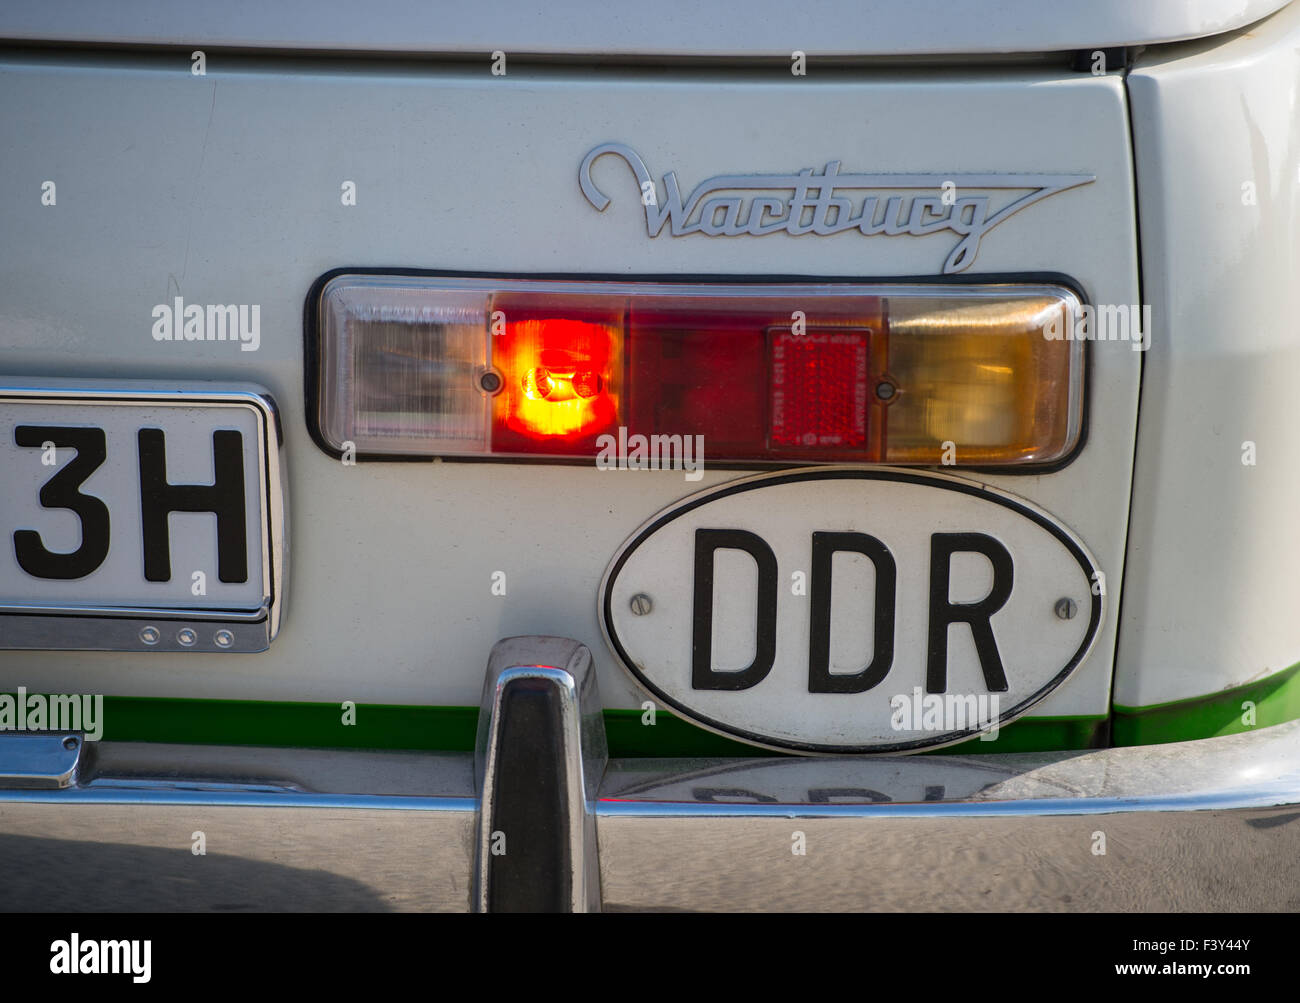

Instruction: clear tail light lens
[313,274,1085,467]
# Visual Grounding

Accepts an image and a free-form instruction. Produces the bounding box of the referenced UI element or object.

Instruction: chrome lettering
[579,143,1094,274]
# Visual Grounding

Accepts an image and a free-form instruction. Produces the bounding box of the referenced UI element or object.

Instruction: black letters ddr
[926,532,1013,693]
[692,528,777,690]
[138,428,247,583]
[808,531,896,693]
[13,426,110,580]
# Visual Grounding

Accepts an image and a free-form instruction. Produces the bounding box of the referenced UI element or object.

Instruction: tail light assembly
[310,274,1085,468]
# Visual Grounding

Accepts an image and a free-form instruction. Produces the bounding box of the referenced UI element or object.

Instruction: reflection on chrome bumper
[597,725,1300,911]
[2,637,1298,911]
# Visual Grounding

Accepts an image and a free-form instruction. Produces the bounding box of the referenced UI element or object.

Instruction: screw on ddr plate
[1054,597,1078,620]
[139,626,161,646]
[62,736,78,751]
[629,593,653,616]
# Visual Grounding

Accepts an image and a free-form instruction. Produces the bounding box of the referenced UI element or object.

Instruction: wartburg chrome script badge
[579,143,1094,273]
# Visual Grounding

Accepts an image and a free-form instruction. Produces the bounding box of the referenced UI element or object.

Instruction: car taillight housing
[312,274,1085,468]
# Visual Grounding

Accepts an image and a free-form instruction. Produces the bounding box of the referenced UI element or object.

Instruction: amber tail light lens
[314,275,1084,467]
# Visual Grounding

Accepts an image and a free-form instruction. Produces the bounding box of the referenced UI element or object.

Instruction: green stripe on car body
[4,662,1297,755]
[1112,660,1300,746]
[0,694,1102,756]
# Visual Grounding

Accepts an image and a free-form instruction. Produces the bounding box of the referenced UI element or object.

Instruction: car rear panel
[0,51,1141,750]
[10,7,1300,916]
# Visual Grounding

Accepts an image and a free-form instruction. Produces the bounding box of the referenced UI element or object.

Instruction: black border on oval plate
[598,467,1105,755]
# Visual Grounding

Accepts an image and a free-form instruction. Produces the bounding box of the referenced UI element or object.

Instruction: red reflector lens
[623,299,886,460]
[770,329,871,450]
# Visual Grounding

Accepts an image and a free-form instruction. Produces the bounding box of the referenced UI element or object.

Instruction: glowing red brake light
[492,316,619,444]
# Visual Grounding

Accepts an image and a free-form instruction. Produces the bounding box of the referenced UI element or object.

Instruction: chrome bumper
[3,636,1298,911]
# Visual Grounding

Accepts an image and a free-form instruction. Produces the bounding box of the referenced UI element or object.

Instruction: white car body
[1,0,1298,911]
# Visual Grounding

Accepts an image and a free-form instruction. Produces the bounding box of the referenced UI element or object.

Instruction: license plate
[0,381,286,652]
[599,468,1104,754]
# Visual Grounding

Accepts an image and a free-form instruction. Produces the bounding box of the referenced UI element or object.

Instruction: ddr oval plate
[599,468,1104,754]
